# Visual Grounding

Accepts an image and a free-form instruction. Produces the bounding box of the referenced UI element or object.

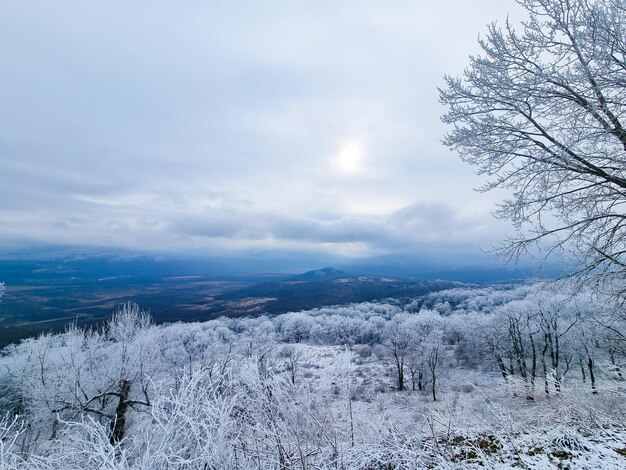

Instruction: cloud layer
[0,0,520,259]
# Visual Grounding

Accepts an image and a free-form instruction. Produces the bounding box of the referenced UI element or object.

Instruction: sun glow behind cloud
[334,141,364,175]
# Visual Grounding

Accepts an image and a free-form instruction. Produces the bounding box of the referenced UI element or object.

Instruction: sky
[0,0,524,265]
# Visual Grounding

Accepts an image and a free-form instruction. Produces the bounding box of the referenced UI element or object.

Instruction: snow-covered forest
[1,282,625,468]
[2,0,626,467]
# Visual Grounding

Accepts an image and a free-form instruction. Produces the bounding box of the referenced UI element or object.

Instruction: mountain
[289,267,347,281]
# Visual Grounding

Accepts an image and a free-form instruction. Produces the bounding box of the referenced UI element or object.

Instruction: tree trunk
[588,357,597,394]
[110,379,131,445]
[429,348,438,401]
[410,369,416,391]
[496,354,508,383]
[579,356,586,383]
[396,360,404,391]
[542,338,550,396]
[554,377,562,394]
[529,332,537,390]
[609,350,625,381]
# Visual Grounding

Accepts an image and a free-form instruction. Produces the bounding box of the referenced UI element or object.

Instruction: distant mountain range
[0,244,561,282]
[0,248,556,347]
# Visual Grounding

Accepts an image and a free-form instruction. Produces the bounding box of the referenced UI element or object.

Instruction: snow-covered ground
[275,343,626,469]
[1,285,625,468]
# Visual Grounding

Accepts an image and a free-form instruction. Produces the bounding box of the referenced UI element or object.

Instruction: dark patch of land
[211,274,459,316]
[0,255,464,348]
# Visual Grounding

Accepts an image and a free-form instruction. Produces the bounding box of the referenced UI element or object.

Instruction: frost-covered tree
[572,312,603,393]
[278,312,314,343]
[381,312,445,392]
[2,303,157,447]
[381,316,416,391]
[535,295,579,394]
[440,0,626,298]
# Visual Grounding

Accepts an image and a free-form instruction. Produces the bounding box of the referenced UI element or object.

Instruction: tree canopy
[440,0,626,296]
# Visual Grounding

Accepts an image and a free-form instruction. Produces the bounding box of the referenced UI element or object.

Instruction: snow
[1,285,625,468]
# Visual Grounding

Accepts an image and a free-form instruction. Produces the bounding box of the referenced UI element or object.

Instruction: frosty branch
[440,0,626,296]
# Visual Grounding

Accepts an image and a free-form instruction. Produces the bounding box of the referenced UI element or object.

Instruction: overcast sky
[0,0,524,262]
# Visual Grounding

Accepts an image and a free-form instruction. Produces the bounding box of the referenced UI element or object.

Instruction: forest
[1,282,625,468]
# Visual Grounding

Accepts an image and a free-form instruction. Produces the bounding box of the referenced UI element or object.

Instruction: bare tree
[427,345,440,402]
[279,345,301,385]
[572,317,601,393]
[440,0,626,298]
[536,297,577,393]
[382,320,414,391]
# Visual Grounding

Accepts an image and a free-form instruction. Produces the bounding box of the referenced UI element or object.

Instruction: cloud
[0,0,521,261]
[166,200,506,257]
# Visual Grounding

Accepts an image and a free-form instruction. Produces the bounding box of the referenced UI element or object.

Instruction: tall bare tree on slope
[440,0,626,299]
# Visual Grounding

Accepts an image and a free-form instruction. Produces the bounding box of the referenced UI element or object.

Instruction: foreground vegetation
[0,283,625,468]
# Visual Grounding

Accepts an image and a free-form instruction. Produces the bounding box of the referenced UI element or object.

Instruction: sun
[335,141,363,174]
